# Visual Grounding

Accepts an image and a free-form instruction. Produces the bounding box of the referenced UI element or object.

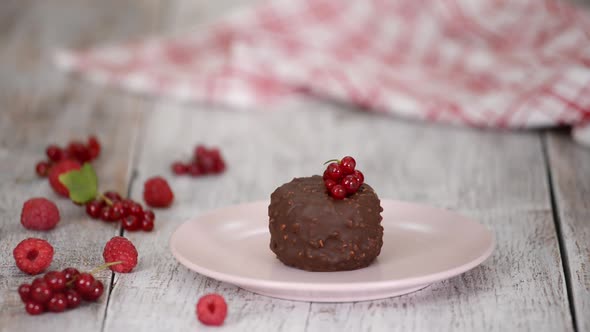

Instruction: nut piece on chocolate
[268,175,384,272]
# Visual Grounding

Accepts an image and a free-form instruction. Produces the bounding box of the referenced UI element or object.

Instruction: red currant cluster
[322,156,365,200]
[85,191,154,232]
[35,136,101,177]
[18,267,106,315]
[171,144,226,176]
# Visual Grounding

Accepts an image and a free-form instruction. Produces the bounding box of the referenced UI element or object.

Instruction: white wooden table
[1,1,589,331]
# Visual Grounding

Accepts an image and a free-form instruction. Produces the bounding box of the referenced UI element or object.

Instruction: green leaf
[58,163,98,204]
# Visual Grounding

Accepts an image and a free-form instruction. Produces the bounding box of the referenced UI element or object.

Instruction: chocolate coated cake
[268,175,383,272]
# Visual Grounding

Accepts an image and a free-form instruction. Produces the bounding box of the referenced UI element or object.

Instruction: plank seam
[541,131,578,332]
[100,103,144,332]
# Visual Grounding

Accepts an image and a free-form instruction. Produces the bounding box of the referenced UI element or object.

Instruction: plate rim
[169,200,495,291]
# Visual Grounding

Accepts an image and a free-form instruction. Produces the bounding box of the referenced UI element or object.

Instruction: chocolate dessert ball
[268,175,383,272]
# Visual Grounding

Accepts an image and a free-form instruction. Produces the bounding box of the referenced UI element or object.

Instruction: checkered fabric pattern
[55,0,590,144]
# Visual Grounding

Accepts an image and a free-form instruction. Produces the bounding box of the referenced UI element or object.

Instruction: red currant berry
[209,148,221,160]
[62,267,80,283]
[47,293,67,313]
[194,145,208,158]
[110,208,122,221]
[74,273,95,296]
[188,163,203,176]
[25,301,44,315]
[324,179,337,191]
[340,156,356,175]
[31,278,52,304]
[353,170,364,184]
[44,271,66,292]
[112,201,126,218]
[323,169,330,180]
[129,202,143,217]
[143,210,155,221]
[18,284,32,302]
[65,289,81,308]
[171,162,188,175]
[100,207,113,222]
[342,175,361,194]
[46,145,63,162]
[197,154,216,173]
[326,163,343,181]
[35,161,50,177]
[60,150,71,160]
[122,215,140,231]
[86,200,103,219]
[121,199,133,215]
[141,217,154,232]
[88,136,101,159]
[68,141,91,163]
[212,158,226,174]
[82,280,104,302]
[330,185,347,200]
[104,191,122,202]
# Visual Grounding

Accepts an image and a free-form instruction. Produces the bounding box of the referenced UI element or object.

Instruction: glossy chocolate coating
[268,175,383,272]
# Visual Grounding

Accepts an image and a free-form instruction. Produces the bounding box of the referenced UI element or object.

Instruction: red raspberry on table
[48,159,81,197]
[20,197,60,231]
[196,294,228,326]
[102,236,138,273]
[13,238,54,275]
[143,176,174,208]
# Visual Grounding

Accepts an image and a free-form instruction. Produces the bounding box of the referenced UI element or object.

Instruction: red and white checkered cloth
[56,0,590,144]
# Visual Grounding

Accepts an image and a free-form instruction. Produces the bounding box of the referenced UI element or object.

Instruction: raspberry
[20,198,60,231]
[13,238,54,275]
[196,294,227,326]
[48,159,81,197]
[143,176,174,208]
[103,237,138,273]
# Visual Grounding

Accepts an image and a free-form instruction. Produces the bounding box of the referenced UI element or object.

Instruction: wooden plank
[546,131,590,332]
[0,1,157,331]
[103,99,573,331]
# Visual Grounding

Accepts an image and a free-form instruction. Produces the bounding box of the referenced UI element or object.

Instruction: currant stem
[89,261,122,275]
[100,194,114,206]
[65,261,123,286]
[323,159,340,165]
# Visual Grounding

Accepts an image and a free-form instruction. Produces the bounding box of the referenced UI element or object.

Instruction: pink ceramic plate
[170,200,494,302]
